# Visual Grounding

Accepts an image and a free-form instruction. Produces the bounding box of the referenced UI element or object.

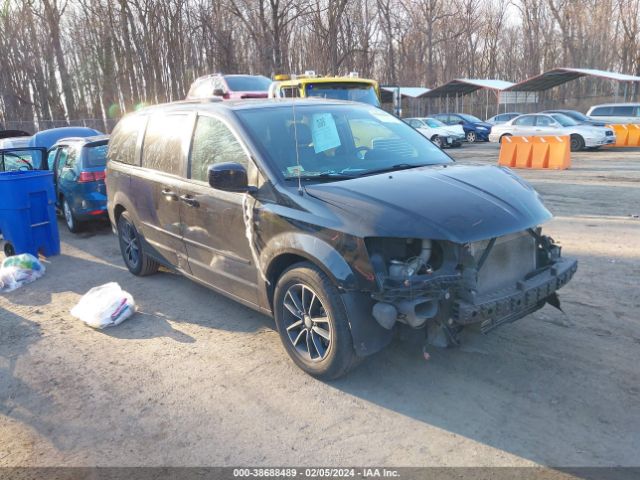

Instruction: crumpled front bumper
[453,257,578,333]
[584,135,616,147]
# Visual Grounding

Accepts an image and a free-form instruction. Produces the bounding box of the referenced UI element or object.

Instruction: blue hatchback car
[432,113,492,143]
[47,135,109,232]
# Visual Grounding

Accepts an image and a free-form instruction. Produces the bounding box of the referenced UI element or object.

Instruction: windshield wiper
[283,172,355,181]
[358,163,428,177]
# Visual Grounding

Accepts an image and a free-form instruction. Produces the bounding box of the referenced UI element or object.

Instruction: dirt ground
[1,143,639,467]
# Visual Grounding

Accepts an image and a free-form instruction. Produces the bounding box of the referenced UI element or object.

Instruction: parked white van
[587,103,640,124]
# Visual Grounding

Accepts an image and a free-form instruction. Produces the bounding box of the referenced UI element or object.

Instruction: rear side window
[109,114,146,165]
[189,115,248,182]
[591,107,612,116]
[85,144,108,168]
[65,146,79,170]
[47,148,58,170]
[514,116,535,126]
[611,106,635,116]
[142,113,190,176]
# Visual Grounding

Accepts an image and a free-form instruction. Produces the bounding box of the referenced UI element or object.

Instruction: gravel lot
[1,143,639,467]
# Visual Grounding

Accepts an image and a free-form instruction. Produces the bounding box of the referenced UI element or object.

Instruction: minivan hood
[304,164,551,243]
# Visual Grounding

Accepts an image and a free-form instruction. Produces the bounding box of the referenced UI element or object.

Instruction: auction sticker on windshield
[311,113,341,153]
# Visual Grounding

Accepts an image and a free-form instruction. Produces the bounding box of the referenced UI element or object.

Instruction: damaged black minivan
[106,98,577,379]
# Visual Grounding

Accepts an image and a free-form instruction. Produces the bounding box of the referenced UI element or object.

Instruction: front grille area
[470,231,536,296]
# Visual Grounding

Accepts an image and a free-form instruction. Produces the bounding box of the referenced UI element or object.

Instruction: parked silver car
[405,117,465,148]
[488,113,616,151]
[586,103,640,124]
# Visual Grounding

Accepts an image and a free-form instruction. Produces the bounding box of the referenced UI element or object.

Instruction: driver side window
[536,116,554,126]
[189,115,248,183]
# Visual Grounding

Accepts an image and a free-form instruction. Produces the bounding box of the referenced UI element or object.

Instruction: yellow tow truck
[268,71,382,107]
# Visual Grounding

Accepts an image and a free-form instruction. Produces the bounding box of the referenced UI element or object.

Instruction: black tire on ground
[273,262,358,379]
[466,131,477,143]
[570,134,585,152]
[117,211,159,276]
[3,242,15,257]
[62,198,82,233]
[431,135,443,148]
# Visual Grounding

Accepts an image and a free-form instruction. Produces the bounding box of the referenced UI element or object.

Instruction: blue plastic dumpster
[0,170,60,257]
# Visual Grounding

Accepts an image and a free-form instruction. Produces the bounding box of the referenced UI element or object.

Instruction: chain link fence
[384,93,639,121]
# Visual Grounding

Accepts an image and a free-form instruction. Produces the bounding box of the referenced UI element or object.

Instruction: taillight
[78,171,106,183]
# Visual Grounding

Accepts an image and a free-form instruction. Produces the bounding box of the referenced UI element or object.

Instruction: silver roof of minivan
[589,102,640,108]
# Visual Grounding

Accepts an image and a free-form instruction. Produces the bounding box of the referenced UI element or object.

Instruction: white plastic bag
[71,282,136,329]
[0,253,46,292]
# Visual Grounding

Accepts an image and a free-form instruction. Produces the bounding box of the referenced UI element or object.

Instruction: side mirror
[212,88,225,97]
[208,162,255,193]
[458,121,464,125]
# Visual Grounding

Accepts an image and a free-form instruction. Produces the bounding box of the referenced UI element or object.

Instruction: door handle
[180,194,199,208]
[161,188,179,201]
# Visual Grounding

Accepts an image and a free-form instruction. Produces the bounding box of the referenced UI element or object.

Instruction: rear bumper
[453,257,578,332]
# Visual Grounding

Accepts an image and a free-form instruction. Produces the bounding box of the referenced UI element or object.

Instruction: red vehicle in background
[186,73,271,100]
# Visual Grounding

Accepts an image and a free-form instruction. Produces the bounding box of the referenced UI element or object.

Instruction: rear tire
[63,198,82,233]
[273,262,357,379]
[117,211,159,276]
[3,242,15,257]
[570,134,585,152]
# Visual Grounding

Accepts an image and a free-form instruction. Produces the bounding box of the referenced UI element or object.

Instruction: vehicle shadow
[0,308,60,449]
[330,317,639,465]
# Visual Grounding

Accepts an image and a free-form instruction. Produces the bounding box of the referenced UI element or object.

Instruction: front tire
[570,134,585,152]
[117,211,159,276]
[431,135,443,149]
[273,262,357,379]
[466,131,477,143]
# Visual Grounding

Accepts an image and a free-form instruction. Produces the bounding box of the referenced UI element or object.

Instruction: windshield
[236,104,452,181]
[562,110,589,121]
[459,114,482,123]
[304,83,380,107]
[85,144,108,168]
[426,118,446,127]
[225,75,272,91]
[551,114,578,127]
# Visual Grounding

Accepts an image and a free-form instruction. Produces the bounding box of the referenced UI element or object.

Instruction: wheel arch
[260,233,360,310]
[262,241,393,359]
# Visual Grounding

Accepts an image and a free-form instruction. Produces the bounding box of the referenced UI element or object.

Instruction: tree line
[1,0,639,132]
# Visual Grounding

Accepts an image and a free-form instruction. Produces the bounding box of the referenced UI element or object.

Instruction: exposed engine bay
[366,229,578,347]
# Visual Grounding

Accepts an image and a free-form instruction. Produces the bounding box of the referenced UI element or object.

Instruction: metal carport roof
[381,86,431,103]
[420,79,514,98]
[506,68,640,92]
